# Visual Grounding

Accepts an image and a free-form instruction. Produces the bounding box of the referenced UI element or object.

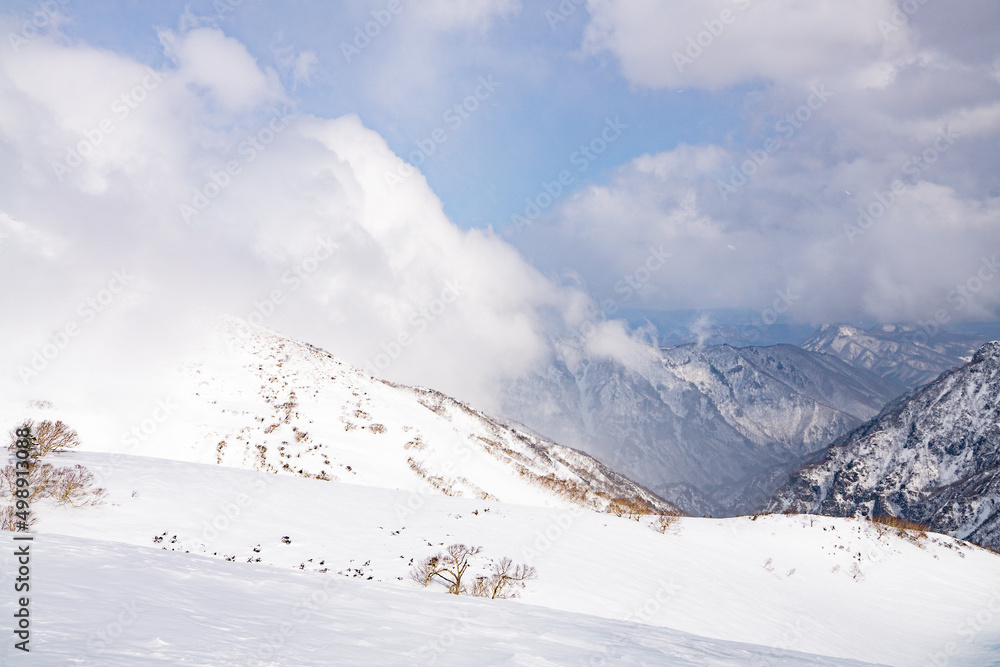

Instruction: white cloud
[0,26,593,414]
[516,128,1000,325]
[582,0,905,90]
[512,0,1000,326]
[159,27,284,112]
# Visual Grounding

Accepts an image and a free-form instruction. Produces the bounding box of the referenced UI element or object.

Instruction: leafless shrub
[404,437,426,451]
[411,545,537,600]
[471,556,537,599]
[8,420,80,457]
[369,424,386,434]
[407,457,428,477]
[870,515,929,533]
[608,496,655,520]
[3,421,106,511]
[1,462,106,506]
[410,554,440,587]
[0,505,36,531]
[411,544,483,595]
[1,462,56,501]
[869,515,930,544]
[47,465,107,507]
[653,514,678,533]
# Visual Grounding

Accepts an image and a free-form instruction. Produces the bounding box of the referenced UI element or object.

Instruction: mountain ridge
[503,340,903,515]
[766,340,1000,548]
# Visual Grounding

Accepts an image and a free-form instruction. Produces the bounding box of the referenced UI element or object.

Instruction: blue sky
[1,0,998,405]
[6,0,749,230]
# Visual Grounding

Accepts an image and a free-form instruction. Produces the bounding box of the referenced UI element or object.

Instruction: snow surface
[0,531,876,666]
[7,450,1000,666]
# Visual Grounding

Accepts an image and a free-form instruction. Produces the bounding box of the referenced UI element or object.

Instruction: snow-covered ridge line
[180,316,679,516]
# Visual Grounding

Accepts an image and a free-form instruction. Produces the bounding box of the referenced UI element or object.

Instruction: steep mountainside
[801,323,982,390]
[502,343,901,515]
[767,341,1000,548]
[172,317,677,516]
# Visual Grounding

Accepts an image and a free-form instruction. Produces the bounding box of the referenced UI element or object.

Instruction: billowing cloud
[0,24,588,417]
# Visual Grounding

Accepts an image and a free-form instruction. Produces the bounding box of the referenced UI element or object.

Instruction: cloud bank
[512,0,1000,327]
[0,23,614,417]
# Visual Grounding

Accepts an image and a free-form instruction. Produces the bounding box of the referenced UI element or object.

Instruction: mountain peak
[972,340,1000,364]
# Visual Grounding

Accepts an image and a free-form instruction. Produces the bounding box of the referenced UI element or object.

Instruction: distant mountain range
[801,323,984,390]
[502,341,902,515]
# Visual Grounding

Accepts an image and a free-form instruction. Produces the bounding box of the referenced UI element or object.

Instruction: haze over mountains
[503,336,900,515]
[801,323,987,391]
[499,319,999,516]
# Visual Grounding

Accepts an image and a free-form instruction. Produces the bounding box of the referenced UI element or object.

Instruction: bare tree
[653,514,678,534]
[7,420,81,457]
[1,421,105,510]
[410,544,483,595]
[471,556,537,599]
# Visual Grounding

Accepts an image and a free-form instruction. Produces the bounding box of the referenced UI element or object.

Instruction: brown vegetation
[411,544,536,599]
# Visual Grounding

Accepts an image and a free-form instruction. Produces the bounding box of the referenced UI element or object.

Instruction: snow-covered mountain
[156,317,675,517]
[502,342,901,515]
[766,341,1000,549]
[801,323,984,390]
[5,320,1000,665]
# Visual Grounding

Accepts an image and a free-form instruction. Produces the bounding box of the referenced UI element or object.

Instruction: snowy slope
[767,341,1000,548]
[12,315,673,517]
[16,449,1000,666]
[0,532,879,667]
[502,342,900,515]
